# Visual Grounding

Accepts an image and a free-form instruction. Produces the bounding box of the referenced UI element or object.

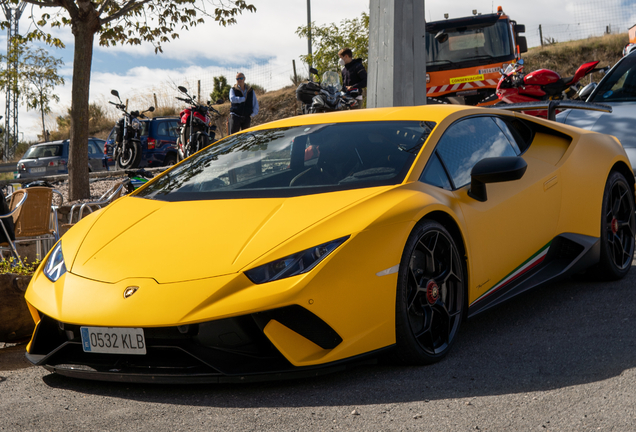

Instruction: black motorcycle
[296,68,361,114]
[109,90,154,170]
[175,86,223,162]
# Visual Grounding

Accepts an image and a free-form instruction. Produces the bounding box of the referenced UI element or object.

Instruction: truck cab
[425,7,527,106]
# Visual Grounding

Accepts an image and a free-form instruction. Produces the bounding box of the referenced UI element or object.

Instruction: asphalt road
[1,270,635,431]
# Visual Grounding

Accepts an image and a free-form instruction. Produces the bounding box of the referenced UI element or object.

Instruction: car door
[430,115,562,306]
[88,140,104,172]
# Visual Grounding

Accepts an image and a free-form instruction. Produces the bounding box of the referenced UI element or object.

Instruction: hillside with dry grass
[43,32,630,147]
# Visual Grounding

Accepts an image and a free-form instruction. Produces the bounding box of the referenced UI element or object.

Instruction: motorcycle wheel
[185,133,210,158]
[116,140,142,170]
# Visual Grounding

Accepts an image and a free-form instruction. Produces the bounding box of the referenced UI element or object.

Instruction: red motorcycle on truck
[496,59,606,118]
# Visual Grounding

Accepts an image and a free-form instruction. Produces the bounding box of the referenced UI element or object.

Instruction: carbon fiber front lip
[34,351,385,384]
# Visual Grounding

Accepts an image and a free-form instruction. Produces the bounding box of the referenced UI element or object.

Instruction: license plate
[30,167,46,173]
[80,326,146,355]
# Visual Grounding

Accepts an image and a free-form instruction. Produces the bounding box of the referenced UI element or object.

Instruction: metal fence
[527,0,636,47]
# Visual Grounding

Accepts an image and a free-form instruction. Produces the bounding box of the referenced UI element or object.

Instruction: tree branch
[19,0,64,7]
[100,0,153,25]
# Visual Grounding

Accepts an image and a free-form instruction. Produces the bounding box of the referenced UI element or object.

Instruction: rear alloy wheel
[394,220,465,365]
[595,171,635,280]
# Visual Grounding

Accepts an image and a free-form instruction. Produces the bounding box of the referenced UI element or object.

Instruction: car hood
[69,190,382,284]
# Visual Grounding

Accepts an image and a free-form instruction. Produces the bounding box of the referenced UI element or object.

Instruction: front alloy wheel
[394,220,465,365]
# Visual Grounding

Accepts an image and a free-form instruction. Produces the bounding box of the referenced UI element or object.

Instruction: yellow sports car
[24,105,635,383]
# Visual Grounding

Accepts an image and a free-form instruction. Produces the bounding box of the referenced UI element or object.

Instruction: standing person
[338,47,367,92]
[229,72,259,134]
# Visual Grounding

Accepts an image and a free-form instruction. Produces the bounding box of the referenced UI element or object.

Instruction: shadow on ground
[40,271,636,408]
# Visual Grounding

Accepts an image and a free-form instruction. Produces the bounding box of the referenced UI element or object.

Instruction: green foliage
[249,83,266,95]
[0,38,64,142]
[296,13,369,75]
[15,0,256,54]
[211,76,231,102]
[0,257,41,276]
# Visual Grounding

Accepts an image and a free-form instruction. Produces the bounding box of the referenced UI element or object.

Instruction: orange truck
[425,6,527,106]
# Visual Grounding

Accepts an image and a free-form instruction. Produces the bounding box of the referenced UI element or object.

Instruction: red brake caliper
[426,280,440,304]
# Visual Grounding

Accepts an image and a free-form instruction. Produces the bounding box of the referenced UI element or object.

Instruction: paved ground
[1,269,635,431]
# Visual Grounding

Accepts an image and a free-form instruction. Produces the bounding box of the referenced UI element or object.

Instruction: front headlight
[43,242,67,282]
[245,236,349,284]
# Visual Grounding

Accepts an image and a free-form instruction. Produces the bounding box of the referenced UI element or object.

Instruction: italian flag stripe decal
[471,242,552,306]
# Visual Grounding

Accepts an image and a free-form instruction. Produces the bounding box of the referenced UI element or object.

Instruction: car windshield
[136,121,436,201]
[426,19,514,70]
[590,55,636,102]
[22,144,63,159]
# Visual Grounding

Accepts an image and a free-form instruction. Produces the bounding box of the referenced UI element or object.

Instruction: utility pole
[1,1,26,162]
[306,0,312,69]
[367,0,427,107]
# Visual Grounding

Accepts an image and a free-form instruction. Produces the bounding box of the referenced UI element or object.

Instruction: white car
[557,51,636,170]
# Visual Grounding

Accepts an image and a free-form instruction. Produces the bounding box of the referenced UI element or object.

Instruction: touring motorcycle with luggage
[296,68,362,114]
[175,86,223,162]
[110,90,155,169]
[496,59,608,117]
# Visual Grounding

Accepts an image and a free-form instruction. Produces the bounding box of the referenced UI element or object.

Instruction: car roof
[245,105,475,132]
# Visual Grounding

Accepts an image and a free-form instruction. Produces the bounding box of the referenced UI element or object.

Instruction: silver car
[557,51,636,169]
[16,138,107,179]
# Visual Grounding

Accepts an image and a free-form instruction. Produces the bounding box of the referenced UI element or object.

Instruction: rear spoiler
[490,100,612,121]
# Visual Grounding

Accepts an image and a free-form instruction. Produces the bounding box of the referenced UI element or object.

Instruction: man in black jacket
[229,72,260,134]
[338,47,367,92]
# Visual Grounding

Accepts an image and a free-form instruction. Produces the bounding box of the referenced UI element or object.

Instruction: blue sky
[3,0,635,141]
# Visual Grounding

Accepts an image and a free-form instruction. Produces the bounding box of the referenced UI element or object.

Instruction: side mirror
[514,24,526,34]
[468,157,527,202]
[178,86,188,93]
[111,89,119,98]
[216,99,224,104]
[148,106,155,112]
[309,67,319,76]
[435,30,449,43]
[516,36,528,54]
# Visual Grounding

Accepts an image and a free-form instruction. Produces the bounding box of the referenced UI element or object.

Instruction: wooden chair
[9,187,60,261]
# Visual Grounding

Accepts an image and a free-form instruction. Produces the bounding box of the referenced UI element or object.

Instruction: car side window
[420,153,452,190]
[157,122,169,137]
[435,116,519,189]
[88,141,101,156]
[168,121,179,138]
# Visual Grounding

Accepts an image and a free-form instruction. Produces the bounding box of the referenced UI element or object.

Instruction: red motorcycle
[175,86,223,162]
[496,59,602,118]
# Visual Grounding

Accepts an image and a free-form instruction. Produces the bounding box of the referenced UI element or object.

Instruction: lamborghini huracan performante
[24,105,635,383]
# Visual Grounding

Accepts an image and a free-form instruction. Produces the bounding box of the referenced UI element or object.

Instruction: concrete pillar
[367,0,426,108]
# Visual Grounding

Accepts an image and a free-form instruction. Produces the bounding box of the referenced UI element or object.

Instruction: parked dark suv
[105,116,180,168]
[17,138,107,179]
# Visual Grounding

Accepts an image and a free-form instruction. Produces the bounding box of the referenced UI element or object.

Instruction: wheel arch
[610,161,635,193]
[420,210,467,260]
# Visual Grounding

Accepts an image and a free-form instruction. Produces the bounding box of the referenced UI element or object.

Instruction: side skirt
[467,233,600,318]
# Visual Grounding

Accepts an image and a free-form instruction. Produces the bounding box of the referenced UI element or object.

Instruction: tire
[394,220,465,365]
[163,153,177,166]
[186,133,209,158]
[593,170,635,280]
[116,140,141,170]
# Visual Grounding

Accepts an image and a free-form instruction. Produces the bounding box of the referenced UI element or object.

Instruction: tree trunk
[68,11,100,201]
[40,90,46,141]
